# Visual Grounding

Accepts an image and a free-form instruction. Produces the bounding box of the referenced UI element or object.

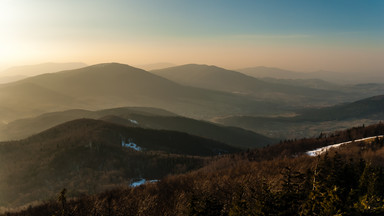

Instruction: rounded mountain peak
[87,62,146,71]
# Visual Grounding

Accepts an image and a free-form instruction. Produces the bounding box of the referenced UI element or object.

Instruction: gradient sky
[1,0,383,72]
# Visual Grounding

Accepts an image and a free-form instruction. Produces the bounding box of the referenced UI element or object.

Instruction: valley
[0,62,383,214]
[215,94,384,139]
[2,1,383,214]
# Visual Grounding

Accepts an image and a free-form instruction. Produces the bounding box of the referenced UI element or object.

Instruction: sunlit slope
[0,63,285,122]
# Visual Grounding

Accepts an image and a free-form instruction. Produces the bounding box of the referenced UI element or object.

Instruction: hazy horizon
[1,1,384,211]
[1,0,383,73]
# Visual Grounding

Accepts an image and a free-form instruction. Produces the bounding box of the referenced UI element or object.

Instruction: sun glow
[0,0,23,39]
[0,0,25,67]
[0,0,13,26]
[0,0,382,73]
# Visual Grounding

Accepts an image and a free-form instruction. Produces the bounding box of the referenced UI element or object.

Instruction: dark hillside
[0,107,274,149]
[245,122,384,161]
[4,123,384,215]
[0,119,238,208]
[0,107,175,141]
[27,118,240,156]
[101,115,274,149]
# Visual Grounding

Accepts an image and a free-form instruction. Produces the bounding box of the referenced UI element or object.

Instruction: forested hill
[0,107,274,149]
[297,94,384,121]
[4,123,384,215]
[246,122,384,161]
[0,118,239,209]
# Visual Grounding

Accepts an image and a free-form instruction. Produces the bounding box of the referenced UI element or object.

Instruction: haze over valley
[0,61,382,209]
[0,0,383,215]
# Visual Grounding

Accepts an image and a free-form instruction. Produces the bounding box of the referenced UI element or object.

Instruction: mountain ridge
[238,66,384,84]
[151,64,354,106]
[0,107,274,148]
[0,63,286,122]
[0,118,239,207]
[215,94,384,139]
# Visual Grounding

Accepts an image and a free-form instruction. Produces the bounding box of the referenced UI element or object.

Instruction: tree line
[3,123,384,215]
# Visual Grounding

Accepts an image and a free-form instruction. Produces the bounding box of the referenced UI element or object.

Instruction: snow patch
[306,135,384,156]
[129,119,138,124]
[306,143,345,156]
[122,138,142,151]
[130,179,146,187]
[130,179,158,187]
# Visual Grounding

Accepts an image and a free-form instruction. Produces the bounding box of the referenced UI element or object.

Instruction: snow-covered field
[306,135,384,156]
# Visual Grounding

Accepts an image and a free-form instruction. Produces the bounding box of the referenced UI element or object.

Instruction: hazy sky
[1,0,383,72]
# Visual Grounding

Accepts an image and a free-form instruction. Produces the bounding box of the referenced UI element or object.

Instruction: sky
[0,0,383,72]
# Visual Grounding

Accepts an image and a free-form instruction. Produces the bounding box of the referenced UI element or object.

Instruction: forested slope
[4,123,384,215]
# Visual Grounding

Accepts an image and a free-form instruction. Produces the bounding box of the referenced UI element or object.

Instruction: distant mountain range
[237,66,384,84]
[297,94,384,121]
[0,62,382,140]
[151,64,343,103]
[258,77,343,90]
[216,95,384,139]
[0,63,288,123]
[151,64,384,107]
[237,66,304,79]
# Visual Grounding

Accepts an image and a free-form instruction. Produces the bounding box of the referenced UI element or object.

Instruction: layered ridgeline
[252,77,384,100]
[4,123,384,216]
[237,66,384,100]
[1,63,380,124]
[0,63,285,123]
[0,107,274,149]
[0,118,240,208]
[237,66,384,84]
[216,95,384,139]
[297,94,384,121]
[151,64,359,105]
[0,107,177,141]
